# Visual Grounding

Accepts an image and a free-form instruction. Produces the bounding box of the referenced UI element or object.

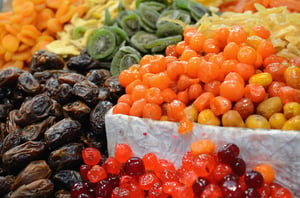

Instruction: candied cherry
[149,182,168,198]
[142,152,158,171]
[217,143,240,166]
[193,153,216,177]
[221,179,243,198]
[80,165,92,181]
[71,182,88,198]
[82,147,101,166]
[115,144,133,163]
[245,170,264,189]
[160,168,178,183]
[87,165,107,183]
[124,157,145,176]
[96,179,114,198]
[182,151,196,171]
[231,157,246,176]
[243,188,261,198]
[111,187,130,198]
[200,184,223,198]
[211,164,232,184]
[139,172,160,191]
[192,177,209,195]
[104,157,121,175]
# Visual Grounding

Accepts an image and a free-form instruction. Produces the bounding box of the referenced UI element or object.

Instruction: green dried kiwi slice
[135,0,170,8]
[104,8,115,26]
[72,26,86,40]
[116,10,128,27]
[143,35,182,53]
[110,26,128,43]
[87,28,116,60]
[156,22,183,38]
[138,4,160,30]
[130,31,158,53]
[110,46,141,76]
[188,1,211,21]
[157,9,191,27]
[139,2,166,13]
[121,12,141,37]
[119,54,141,71]
[173,0,189,9]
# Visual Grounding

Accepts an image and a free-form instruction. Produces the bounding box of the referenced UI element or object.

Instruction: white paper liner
[105,109,300,196]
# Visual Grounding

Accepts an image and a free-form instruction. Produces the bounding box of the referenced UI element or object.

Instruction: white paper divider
[105,109,300,196]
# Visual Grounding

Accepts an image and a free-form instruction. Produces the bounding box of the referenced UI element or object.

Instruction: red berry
[80,165,92,181]
[192,177,209,195]
[115,144,133,163]
[82,147,101,165]
[87,165,107,183]
[139,172,160,190]
[193,154,216,177]
[212,164,232,183]
[149,182,168,198]
[154,159,176,180]
[124,157,145,176]
[104,157,121,175]
[245,170,264,189]
[200,184,223,197]
[111,187,130,198]
[142,153,158,171]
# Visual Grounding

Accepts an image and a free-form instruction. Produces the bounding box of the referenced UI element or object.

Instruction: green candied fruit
[87,28,116,60]
[72,26,87,40]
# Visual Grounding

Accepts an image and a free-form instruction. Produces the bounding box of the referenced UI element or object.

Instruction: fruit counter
[0,0,300,197]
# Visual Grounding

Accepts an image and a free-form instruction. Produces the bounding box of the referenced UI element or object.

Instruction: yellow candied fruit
[283,102,300,119]
[269,113,286,129]
[282,115,300,131]
[245,114,271,129]
[249,72,273,87]
[197,109,220,126]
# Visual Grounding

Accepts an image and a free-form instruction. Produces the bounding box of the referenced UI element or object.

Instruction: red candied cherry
[124,157,145,176]
[192,177,209,195]
[258,183,271,198]
[82,147,101,165]
[104,157,121,175]
[245,170,264,189]
[231,157,246,176]
[154,159,176,179]
[217,143,240,166]
[270,183,293,198]
[111,187,130,198]
[182,151,195,171]
[211,163,232,183]
[96,179,114,198]
[80,165,92,181]
[119,175,144,197]
[139,172,160,191]
[84,181,97,197]
[243,188,261,198]
[115,144,133,163]
[160,168,179,183]
[142,152,158,171]
[87,165,107,183]
[71,182,88,198]
[172,184,194,198]
[77,193,93,198]
[163,181,180,195]
[180,170,198,186]
[193,153,216,177]
[200,184,223,197]
[149,182,168,198]
[221,179,243,197]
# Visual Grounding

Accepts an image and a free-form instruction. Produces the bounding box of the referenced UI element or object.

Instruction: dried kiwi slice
[173,0,189,9]
[121,12,141,37]
[143,35,182,53]
[131,31,158,53]
[138,4,160,30]
[156,22,183,38]
[157,9,191,26]
[110,46,141,76]
[139,2,166,12]
[188,1,211,21]
[72,26,86,40]
[87,28,116,60]
[110,26,128,43]
[136,0,170,8]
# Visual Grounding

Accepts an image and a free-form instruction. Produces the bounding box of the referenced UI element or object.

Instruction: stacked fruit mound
[71,139,292,197]
[113,25,300,133]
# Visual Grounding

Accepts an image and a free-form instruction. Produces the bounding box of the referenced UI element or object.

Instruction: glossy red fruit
[87,165,107,183]
[115,144,133,163]
[154,159,176,179]
[139,172,160,190]
[182,151,196,171]
[200,184,223,198]
[142,153,158,171]
[193,154,216,177]
[149,182,168,198]
[211,164,232,184]
[192,177,209,195]
[80,165,92,181]
[124,157,145,176]
[82,147,101,165]
[104,157,121,175]
[111,187,130,198]
[245,170,264,189]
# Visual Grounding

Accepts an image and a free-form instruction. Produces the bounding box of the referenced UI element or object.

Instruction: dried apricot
[256,97,283,119]
[222,110,245,128]
[245,114,271,129]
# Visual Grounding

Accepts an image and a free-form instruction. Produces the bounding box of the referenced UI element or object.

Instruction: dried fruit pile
[71,140,293,197]
[0,0,85,69]
[0,50,124,197]
[114,25,300,133]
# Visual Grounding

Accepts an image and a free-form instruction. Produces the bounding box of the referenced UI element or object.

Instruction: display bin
[105,109,300,197]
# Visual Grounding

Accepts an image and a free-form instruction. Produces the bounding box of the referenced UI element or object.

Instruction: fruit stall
[0,0,299,197]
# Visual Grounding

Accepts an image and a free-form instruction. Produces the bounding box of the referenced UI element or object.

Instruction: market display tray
[105,109,300,196]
